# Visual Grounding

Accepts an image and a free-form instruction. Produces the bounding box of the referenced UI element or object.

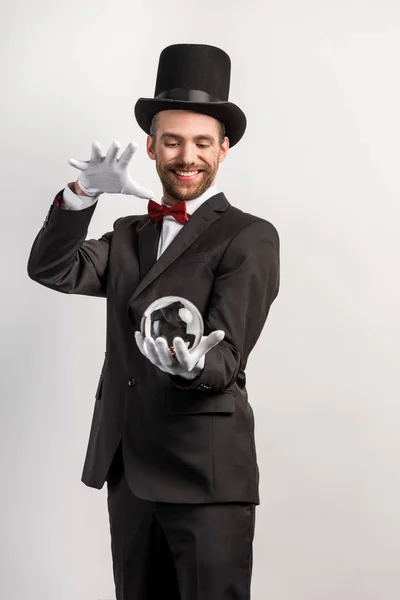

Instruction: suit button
[128,378,136,387]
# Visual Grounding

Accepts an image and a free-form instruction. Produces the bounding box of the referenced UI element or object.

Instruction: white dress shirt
[61,183,219,258]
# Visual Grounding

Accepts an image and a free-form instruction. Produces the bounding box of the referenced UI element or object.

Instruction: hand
[68,141,155,198]
[134,330,225,380]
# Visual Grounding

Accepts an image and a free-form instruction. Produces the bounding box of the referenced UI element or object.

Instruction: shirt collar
[161,184,219,215]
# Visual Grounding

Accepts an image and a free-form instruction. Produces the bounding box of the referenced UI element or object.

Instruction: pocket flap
[176,252,209,265]
[167,391,235,415]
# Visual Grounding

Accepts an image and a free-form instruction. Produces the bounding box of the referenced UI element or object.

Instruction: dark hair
[149,112,226,146]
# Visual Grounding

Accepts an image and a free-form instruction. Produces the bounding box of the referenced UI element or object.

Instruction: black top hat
[134,44,247,147]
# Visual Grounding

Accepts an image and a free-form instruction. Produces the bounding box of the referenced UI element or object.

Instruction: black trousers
[106,442,256,600]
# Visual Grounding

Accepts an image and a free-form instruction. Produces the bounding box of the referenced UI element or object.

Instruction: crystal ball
[140,296,204,352]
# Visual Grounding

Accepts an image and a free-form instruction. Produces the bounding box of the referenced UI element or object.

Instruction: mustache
[167,165,207,171]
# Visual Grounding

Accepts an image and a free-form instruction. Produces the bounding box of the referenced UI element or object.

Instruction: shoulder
[221,203,280,250]
[112,213,148,231]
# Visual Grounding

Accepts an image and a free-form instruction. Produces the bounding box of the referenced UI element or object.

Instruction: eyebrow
[160,133,215,143]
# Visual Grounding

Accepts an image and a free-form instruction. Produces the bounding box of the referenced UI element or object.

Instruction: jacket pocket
[176,252,209,265]
[166,390,236,415]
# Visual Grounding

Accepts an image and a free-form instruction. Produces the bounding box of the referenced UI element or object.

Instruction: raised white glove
[68,141,155,198]
[134,330,225,380]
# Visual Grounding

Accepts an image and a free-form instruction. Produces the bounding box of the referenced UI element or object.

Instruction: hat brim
[134,98,246,147]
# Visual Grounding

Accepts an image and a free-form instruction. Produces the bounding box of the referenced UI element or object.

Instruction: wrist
[72,180,100,198]
[178,368,201,380]
[72,180,91,197]
[177,357,205,380]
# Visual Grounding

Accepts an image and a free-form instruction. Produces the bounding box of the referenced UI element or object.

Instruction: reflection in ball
[140,296,204,352]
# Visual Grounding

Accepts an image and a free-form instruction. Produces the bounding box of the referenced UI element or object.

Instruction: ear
[146,135,156,160]
[218,136,230,163]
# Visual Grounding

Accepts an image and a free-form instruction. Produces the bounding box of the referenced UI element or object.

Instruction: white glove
[68,141,155,198]
[134,330,225,380]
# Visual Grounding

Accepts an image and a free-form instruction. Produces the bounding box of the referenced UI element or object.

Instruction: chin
[160,169,214,202]
[178,187,207,202]
[164,182,204,202]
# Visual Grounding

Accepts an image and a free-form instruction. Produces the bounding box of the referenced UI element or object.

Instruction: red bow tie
[147,199,189,225]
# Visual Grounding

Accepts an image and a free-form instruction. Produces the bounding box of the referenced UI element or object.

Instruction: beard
[155,160,217,202]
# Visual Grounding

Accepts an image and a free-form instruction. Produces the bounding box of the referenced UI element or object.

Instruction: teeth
[175,170,199,177]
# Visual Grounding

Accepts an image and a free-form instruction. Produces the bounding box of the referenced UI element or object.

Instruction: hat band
[155,88,222,103]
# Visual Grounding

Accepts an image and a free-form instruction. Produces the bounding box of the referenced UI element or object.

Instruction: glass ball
[140,296,204,352]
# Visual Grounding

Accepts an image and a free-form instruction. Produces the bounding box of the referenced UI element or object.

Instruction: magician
[27,43,280,600]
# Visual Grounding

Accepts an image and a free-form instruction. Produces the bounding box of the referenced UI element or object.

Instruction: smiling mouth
[171,169,203,181]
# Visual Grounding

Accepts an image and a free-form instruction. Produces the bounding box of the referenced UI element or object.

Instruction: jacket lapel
[137,219,162,281]
[129,192,229,305]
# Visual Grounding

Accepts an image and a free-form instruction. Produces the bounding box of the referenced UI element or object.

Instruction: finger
[90,141,103,162]
[105,141,121,163]
[143,336,161,365]
[68,158,89,171]
[134,331,147,357]
[196,330,225,355]
[125,178,155,199]
[118,142,138,167]
[172,337,192,369]
[155,337,175,368]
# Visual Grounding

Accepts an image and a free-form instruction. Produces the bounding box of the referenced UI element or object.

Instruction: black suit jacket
[27,191,280,504]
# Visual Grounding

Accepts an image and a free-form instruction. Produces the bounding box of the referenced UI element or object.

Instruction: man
[27,44,280,600]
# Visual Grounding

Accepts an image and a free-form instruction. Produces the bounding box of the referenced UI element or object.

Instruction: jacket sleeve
[171,218,280,392]
[27,190,116,298]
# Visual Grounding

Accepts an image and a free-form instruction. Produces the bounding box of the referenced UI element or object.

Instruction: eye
[165,143,178,147]
[197,144,209,149]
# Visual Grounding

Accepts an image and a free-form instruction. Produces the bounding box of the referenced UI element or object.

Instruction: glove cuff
[77,176,101,197]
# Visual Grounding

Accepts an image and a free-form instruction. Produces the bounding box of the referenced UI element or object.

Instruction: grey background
[1,0,399,599]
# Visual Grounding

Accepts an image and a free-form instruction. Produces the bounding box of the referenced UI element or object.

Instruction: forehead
[156,110,219,138]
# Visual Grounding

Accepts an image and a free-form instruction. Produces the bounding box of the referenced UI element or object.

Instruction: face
[146,110,229,205]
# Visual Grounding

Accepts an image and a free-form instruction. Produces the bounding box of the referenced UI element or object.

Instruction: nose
[179,142,197,166]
